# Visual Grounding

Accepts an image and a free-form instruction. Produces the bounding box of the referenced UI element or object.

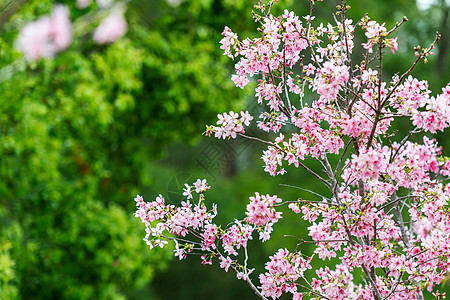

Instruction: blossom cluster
[259,249,311,299]
[134,179,289,293]
[206,111,253,139]
[360,17,399,54]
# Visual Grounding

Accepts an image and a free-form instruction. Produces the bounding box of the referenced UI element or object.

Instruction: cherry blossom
[206,110,253,139]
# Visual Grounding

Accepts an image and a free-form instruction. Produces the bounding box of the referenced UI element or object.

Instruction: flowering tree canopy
[135,0,450,299]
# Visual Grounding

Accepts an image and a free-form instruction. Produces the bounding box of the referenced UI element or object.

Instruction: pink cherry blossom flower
[231,74,249,89]
[182,183,193,199]
[245,192,282,227]
[193,179,210,193]
[219,256,232,272]
[209,111,251,139]
[240,111,253,126]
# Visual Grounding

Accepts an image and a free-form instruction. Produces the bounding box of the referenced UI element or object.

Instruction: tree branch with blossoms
[134,0,450,299]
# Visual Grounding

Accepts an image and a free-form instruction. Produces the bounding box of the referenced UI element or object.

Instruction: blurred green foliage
[0,0,449,299]
[0,210,17,300]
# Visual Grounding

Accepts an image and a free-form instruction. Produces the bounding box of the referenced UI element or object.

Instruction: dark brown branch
[386,16,408,36]
[334,139,352,177]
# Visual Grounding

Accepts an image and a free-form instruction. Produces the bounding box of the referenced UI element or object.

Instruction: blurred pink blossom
[76,0,92,9]
[93,12,127,44]
[50,5,72,51]
[15,5,72,61]
[166,0,183,6]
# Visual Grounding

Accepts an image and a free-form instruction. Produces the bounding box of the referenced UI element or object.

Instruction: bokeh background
[0,0,449,299]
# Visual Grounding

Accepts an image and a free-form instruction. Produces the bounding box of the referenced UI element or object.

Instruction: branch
[321,155,339,197]
[285,236,348,244]
[365,44,385,150]
[228,262,268,300]
[389,128,422,163]
[334,138,352,177]
[383,271,405,300]
[0,0,30,29]
[296,283,332,300]
[391,192,425,300]
[237,134,331,189]
[339,0,353,106]
[377,193,418,212]
[298,160,332,190]
[361,264,383,300]
[238,133,277,147]
[386,16,408,36]
[282,47,292,111]
[0,57,26,84]
[267,64,291,118]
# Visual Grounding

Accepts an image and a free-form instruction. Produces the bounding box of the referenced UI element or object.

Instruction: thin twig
[279,183,330,200]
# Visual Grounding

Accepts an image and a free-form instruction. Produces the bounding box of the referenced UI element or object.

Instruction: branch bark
[0,0,30,29]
